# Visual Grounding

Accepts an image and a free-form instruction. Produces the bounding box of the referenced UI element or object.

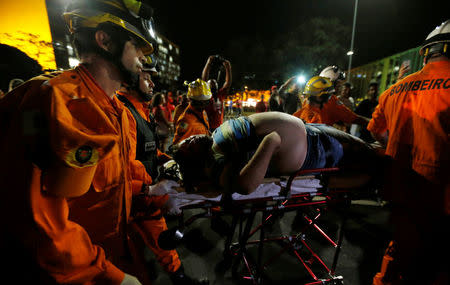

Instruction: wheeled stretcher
[161,167,353,285]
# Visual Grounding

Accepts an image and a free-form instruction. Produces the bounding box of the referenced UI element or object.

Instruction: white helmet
[419,19,450,57]
[319,66,345,82]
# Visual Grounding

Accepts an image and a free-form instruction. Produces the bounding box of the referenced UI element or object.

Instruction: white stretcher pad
[168,176,322,212]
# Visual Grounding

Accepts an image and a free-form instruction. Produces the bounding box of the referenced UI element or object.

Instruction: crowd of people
[0,0,448,284]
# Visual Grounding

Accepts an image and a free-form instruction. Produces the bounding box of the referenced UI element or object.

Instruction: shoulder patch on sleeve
[66,146,99,168]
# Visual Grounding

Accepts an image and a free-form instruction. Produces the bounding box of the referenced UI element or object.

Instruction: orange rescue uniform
[172,104,210,145]
[173,103,188,126]
[368,60,450,186]
[368,60,450,284]
[0,65,133,284]
[293,94,358,125]
[117,90,181,274]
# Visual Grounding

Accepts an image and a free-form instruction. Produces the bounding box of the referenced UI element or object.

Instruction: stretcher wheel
[320,276,344,285]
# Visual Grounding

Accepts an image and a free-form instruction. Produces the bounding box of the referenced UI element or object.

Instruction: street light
[347,0,359,81]
[297,75,306,84]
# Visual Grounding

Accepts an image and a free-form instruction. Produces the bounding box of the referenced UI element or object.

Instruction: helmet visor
[64,10,154,55]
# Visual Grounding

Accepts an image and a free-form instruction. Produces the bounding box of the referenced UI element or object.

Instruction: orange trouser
[373,210,450,285]
[372,241,402,285]
[132,217,181,273]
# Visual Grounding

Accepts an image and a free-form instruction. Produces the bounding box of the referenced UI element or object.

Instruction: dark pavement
[145,200,392,285]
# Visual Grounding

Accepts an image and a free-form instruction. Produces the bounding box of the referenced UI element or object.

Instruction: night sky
[150,0,448,81]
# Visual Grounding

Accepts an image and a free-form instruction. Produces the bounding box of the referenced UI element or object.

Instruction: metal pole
[347,0,358,81]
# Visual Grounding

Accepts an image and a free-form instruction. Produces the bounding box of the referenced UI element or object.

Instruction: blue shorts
[301,124,344,170]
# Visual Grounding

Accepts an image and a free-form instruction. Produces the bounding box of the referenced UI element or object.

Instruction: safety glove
[145,180,180,196]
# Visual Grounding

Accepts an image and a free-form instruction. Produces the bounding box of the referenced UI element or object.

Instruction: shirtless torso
[174,112,383,195]
[215,112,308,194]
[248,112,307,175]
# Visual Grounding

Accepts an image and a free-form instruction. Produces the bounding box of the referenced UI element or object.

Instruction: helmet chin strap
[95,29,140,87]
[137,88,152,102]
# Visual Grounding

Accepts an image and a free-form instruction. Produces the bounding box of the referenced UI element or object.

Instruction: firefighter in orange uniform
[292,76,369,128]
[0,1,155,284]
[116,56,208,285]
[172,79,211,145]
[369,20,450,285]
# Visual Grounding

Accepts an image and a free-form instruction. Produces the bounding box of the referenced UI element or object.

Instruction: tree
[0,44,43,92]
[0,31,55,70]
[225,17,350,90]
[273,17,350,80]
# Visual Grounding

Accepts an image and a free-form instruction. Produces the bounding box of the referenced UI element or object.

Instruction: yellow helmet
[303,76,335,97]
[184,79,212,101]
[63,0,154,55]
[143,54,157,75]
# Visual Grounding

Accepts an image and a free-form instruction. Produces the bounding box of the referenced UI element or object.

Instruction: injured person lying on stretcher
[170,111,386,196]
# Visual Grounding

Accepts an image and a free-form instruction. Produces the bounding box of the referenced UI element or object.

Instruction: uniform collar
[116,90,151,120]
[76,64,126,115]
[424,59,450,69]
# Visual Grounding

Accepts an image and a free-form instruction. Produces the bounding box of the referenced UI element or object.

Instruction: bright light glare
[68,57,80,68]
[297,75,306,84]
[149,25,155,38]
[242,98,257,107]
[347,50,354,56]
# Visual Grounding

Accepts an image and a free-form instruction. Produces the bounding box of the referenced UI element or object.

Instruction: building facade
[152,33,181,90]
[5,0,182,89]
[349,46,423,99]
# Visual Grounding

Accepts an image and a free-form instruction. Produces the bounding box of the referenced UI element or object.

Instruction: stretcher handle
[284,167,339,198]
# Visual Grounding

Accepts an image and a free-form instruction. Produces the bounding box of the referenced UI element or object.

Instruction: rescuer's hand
[121,274,142,285]
[223,59,231,69]
[207,55,215,64]
[164,194,182,216]
[397,61,410,81]
[146,180,180,196]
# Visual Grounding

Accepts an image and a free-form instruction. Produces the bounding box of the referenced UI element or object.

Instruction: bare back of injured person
[229,112,308,192]
[173,112,307,194]
[173,106,384,196]
[174,78,385,195]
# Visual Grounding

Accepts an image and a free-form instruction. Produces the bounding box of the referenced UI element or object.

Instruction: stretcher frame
[176,167,350,285]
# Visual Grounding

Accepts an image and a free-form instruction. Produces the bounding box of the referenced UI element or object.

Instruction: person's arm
[353,114,370,126]
[172,116,190,145]
[236,131,281,194]
[332,97,369,126]
[278,76,296,97]
[156,106,173,130]
[349,97,355,111]
[397,61,410,82]
[29,82,130,284]
[367,92,388,146]
[201,56,214,81]
[371,131,388,147]
[221,60,232,92]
